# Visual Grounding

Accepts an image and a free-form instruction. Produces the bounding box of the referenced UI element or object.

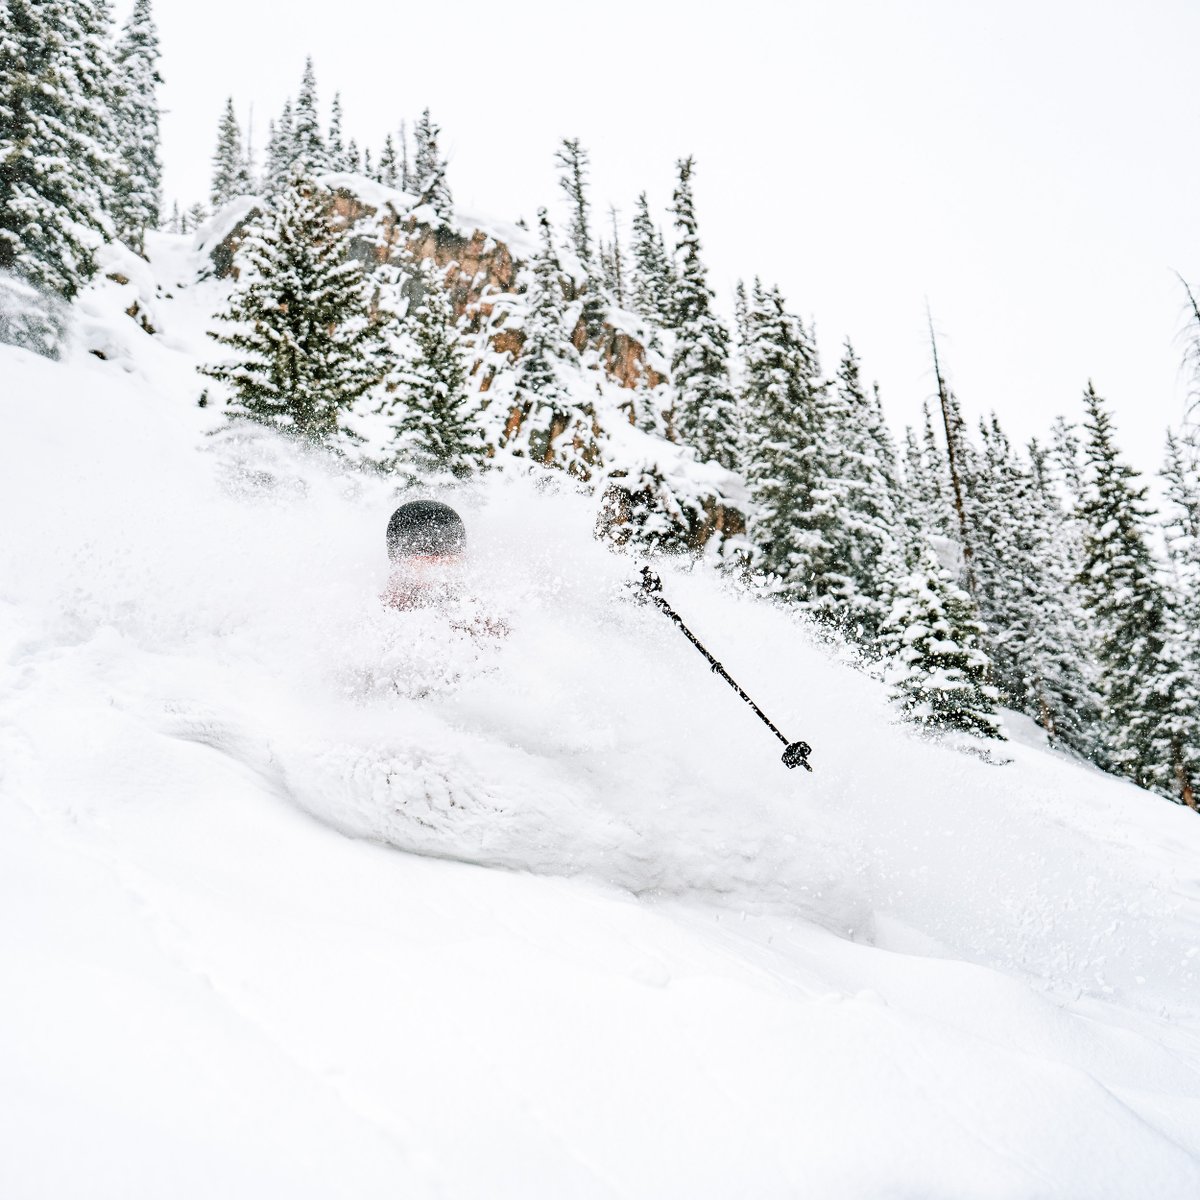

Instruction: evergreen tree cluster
[0,0,163,312]
[210,60,453,227]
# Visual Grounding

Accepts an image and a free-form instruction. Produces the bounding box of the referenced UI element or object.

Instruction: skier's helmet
[386,500,466,562]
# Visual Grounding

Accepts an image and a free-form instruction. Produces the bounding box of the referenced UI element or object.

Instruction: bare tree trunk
[1174,739,1197,809]
[928,309,976,595]
[1038,690,1056,744]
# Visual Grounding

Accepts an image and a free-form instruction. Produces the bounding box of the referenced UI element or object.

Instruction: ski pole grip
[639,565,663,596]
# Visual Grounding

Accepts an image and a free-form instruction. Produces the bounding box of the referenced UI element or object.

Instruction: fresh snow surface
[3,232,1200,1199]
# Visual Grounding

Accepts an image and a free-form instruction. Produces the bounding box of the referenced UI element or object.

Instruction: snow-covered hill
[4,232,1200,1198]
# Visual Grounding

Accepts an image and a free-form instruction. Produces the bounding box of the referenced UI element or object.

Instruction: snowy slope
[4,233,1200,1198]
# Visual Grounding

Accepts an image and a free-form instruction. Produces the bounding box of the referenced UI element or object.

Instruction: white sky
[144,0,1200,483]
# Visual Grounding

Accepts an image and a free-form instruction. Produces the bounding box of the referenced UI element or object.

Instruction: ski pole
[636,566,813,772]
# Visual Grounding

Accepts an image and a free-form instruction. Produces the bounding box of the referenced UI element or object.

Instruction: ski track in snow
[3,230,1200,1196]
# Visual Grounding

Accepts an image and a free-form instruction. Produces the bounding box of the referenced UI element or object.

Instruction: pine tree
[200,178,386,443]
[877,546,1004,740]
[291,57,327,176]
[385,257,483,478]
[399,119,410,191]
[378,133,399,188]
[0,0,118,299]
[599,205,625,309]
[629,191,674,331]
[264,100,294,194]
[345,137,361,175]
[501,209,600,479]
[184,201,207,233]
[1051,415,1085,505]
[555,137,605,336]
[1076,384,1199,805]
[669,157,738,467]
[327,92,348,173]
[111,0,162,253]
[1162,425,1200,793]
[965,415,1027,700]
[1163,427,1200,579]
[819,340,909,642]
[556,138,593,269]
[962,415,1099,756]
[211,97,253,208]
[741,280,835,604]
[903,403,956,539]
[412,108,452,225]
[1018,438,1101,756]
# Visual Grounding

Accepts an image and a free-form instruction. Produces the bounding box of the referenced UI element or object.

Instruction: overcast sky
[144,0,1200,484]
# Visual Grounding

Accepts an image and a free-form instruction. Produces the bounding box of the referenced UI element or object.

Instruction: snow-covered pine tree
[327,93,349,173]
[669,157,738,467]
[0,0,117,300]
[501,209,600,479]
[384,257,483,479]
[556,137,605,336]
[412,109,452,226]
[264,101,294,194]
[1051,415,1085,505]
[819,340,909,642]
[902,403,956,539]
[184,201,207,232]
[1014,438,1101,757]
[741,280,836,606]
[1162,426,1200,797]
[378,134,399,189]
[291,58,328,177]
[1076,384,1199,805]
[345,138,361,175]
[556,137,593,270]
[876,546,1004,740]
[964,414,1026,701]
[598,205,626,310]
[962,414,1100,755]
[733,279,750,351]
[629,191,674,334]
[210,97,253,208]
[1163,427,1200,582]
[111,0,162,254]
[399,119,410,191]
[200,178,386,444]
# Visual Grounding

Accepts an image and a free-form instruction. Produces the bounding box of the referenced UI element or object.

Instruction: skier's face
[396,552,463,581]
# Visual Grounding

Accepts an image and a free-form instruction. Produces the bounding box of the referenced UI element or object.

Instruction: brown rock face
[210,186,659,393]
[592,326,665,392]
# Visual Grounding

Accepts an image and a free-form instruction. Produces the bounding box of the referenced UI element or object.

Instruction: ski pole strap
[638,567,812,771]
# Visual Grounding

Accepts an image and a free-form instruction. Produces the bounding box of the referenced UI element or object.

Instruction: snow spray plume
[0,271,68,360]
[636,566,813,771]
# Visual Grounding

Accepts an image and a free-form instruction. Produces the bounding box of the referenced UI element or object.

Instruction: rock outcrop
[208,183,664,395]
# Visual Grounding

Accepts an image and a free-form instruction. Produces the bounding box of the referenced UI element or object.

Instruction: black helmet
[386,500,466,561]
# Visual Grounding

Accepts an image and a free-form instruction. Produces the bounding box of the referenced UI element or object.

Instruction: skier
[382,500,467,611]
[381,500,508,636]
